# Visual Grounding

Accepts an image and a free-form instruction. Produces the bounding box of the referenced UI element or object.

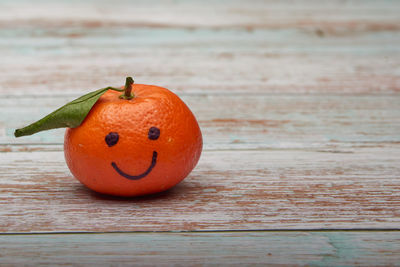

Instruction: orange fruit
[64,84,202,197]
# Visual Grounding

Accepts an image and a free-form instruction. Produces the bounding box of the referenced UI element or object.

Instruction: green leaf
[14,87,123,137]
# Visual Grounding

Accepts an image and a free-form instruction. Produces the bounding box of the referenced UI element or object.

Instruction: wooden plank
[1,0,399,29]
[0,1,399,95]
[2,94,400,150]
[0,146,399,232]
[0,231,399,266]
[1,0,400,31]
[0,27,398,95]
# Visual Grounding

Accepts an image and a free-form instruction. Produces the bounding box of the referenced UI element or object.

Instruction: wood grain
[2,94,400,150]
[0,0,399,95]
[1,146,399,233]
[2,0,399,28]
[0,231,400,266]
[1,1,400,264]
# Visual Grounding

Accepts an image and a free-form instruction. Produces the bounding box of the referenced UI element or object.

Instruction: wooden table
[1,0,400,265]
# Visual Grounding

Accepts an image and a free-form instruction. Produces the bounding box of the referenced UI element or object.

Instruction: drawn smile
[111,151,158,180]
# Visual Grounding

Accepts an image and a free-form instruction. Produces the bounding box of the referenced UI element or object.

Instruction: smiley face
[64,85,202,197]
[105,127,160,180]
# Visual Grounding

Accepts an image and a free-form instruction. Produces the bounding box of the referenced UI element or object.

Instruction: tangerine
[64,82,202,197]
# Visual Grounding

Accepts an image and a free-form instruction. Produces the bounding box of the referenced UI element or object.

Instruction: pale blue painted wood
[0,0,399,96]
[1,147,400,232]
[2,95,400,151]
[0,231,399,266]
[0,0,400,263]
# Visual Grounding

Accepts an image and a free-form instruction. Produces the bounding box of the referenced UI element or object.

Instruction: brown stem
[120,77,134,100]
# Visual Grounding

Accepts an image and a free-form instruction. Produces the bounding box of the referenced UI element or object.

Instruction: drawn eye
[105,132,119,147]
[148,127,160,140]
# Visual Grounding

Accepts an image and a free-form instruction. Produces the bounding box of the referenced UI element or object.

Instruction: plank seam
[2,92,400,98]
[2,229,400,236]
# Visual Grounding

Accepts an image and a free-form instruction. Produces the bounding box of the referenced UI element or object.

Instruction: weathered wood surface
[2,94,400,150]
[1,231,400,266]
[1,0,400,264]
[1,146,399,232]
[0,0,399,95]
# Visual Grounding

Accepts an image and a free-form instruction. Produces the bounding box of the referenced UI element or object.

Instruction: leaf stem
[105,87,124,93]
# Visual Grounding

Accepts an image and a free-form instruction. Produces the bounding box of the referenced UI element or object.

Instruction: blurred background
[1,0,399,94]
[1,0,399,147]
[1,2,400,263]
